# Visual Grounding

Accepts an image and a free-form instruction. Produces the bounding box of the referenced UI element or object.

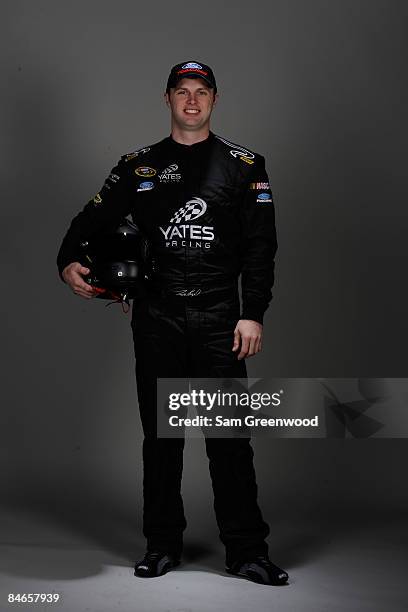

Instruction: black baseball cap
[166,61,217,93]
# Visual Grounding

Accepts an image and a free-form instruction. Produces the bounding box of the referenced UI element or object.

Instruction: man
[56,61,288,586]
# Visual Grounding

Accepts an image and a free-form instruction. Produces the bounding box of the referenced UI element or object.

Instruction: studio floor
[0,505,406,612]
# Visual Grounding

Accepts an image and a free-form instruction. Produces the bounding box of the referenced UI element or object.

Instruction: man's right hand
[62,262,99,299]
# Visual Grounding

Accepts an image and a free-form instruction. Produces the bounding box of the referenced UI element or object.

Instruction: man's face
[165,77,218,131]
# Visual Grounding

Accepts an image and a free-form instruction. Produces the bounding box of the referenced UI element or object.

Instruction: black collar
[166,130,215,152]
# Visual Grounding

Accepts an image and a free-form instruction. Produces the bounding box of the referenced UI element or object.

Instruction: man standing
[57,61,288,586]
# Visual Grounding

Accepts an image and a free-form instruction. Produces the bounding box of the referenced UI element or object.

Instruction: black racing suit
[57,131,277,564]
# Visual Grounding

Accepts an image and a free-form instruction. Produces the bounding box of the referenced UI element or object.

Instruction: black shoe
[226,555,289,586]
[134,551,180,578]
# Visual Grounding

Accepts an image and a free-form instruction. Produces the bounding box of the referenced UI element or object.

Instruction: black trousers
[130,290,270,564]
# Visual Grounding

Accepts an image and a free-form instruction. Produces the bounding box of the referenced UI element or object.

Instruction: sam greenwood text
[168,415,319,427]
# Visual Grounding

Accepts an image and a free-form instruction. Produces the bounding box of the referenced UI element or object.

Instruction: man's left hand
[232,320,263,360]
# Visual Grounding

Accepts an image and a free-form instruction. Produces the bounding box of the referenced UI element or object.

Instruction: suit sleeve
[239,155,278,324]
[56,157,133,282]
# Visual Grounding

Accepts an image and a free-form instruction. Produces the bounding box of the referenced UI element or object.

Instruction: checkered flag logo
[170,197,207,224]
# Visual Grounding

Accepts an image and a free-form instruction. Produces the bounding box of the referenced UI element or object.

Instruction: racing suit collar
[167,130,215,150]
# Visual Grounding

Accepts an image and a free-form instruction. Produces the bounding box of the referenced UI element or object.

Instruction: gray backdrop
[1,0,407,554]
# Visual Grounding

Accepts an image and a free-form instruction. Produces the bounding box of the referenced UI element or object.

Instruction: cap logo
[177,68,208,77]
[181,62,203,69]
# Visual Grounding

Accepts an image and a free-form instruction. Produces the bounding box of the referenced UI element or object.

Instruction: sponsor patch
[137,181,154,192]
[124,147,150,161]
[215,135,255,165]
[250,182,270,190]
[108,173,120,183]
[256,192,273,203]
[135,166,156,178]
[159,163,182,182]
[159,197,214,250]
[103,173,120,190]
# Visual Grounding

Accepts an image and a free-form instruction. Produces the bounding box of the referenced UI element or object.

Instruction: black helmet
[80,217,149,308]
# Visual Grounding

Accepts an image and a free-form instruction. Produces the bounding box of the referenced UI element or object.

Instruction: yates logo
[159,163,181,182]
[159,197,214,249]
